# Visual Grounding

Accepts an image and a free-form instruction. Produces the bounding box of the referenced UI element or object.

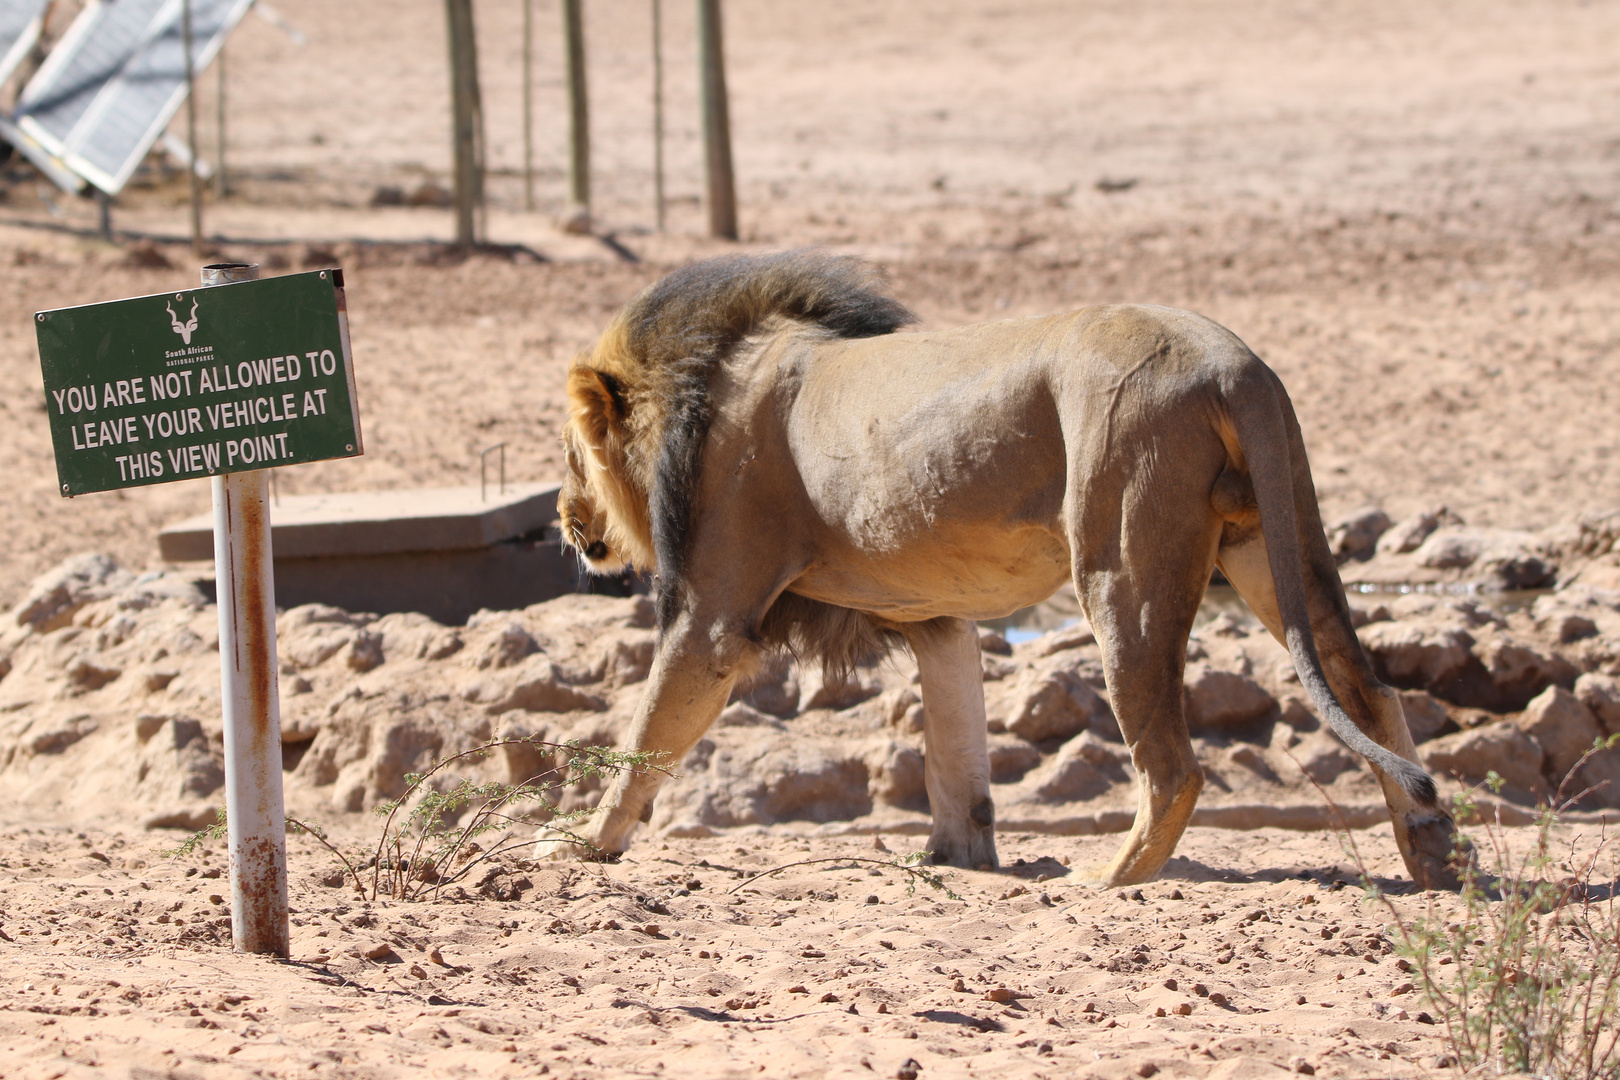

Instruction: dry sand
[2,0,1619,1076]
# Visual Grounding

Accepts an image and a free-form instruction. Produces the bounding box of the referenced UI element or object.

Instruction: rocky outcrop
[1329,505,1620,593]
[2,552,1619,840]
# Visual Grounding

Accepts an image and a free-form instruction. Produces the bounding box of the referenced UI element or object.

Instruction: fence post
[651,0,665,231]
[522,0,535,212]
[562,0,590,231]
[445,0,483,247]
[696,0,736,240]
[181,0,204,254]
[203,260,290,958]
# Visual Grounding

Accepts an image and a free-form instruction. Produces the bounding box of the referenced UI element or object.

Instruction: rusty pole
[181,0,204,254]
[203,261,290,958]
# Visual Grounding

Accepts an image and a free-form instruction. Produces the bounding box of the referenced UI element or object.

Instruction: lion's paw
[532,826,613,863]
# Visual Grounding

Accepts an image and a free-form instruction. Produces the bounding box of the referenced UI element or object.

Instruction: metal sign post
[201,262,284,955]
[35,264,363,957]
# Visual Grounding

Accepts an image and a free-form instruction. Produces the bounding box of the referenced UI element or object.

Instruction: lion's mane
[566,251,918,671]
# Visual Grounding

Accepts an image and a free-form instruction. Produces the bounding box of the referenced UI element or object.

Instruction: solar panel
[0,0,51,88]
[5,0,252,195]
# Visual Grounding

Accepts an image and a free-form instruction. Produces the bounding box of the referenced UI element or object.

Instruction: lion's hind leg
[1217,530,1463,891]
[904,617,998,871]
[1073,509,1222,887]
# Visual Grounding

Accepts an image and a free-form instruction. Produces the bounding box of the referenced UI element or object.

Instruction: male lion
[543,250,1460,890]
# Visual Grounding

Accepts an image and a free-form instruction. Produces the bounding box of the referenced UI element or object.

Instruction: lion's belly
[781,327,1075,619]
[789,522,1072,622]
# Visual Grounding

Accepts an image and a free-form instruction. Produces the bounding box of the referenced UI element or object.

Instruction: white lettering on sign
[113,451,164,481]
[224,433,293,466]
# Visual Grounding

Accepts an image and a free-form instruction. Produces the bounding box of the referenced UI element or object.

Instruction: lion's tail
[1228,374,1439,809]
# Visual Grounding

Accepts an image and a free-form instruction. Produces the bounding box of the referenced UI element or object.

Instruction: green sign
[35,269,363,497]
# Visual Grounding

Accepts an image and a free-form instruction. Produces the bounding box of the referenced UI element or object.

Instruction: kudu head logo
[165,298,199,345]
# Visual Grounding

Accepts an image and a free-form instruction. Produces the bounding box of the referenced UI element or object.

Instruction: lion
[543,250,1461,890]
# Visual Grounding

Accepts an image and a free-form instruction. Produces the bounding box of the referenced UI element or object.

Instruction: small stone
[1290,1057,1316,1075]
[1129,888,1145,901]
[952,978,967,993]
[1295,994,1307,1005]
[872,836,890,852]
[1168,889,1184,900]
[427,946,446,965]
[1416,1011,1436,1024]
[1208,992,1229,1008]
[1173,1002,1192,1016]
[1192,983,1209,997]
[1135,1064,1159,1078]
[1163,978,1178,991]
[877,1002,890,1014]
[408,964,427,979]
[819,992,839,1003]
[788,985,808,994]
[866,895,880,905]
[896,1058,921,1080]
[1153,1006,1166,1017]
[1433,1053,1457,1068]
[984,987,1015,1003]
[362,942,395,961]
[638,924,660,937]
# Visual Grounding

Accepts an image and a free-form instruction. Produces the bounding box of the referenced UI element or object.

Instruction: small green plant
[1319,735,1620,1080]
[165,736,663,903]
[160,810,228,859]
[726,852,962,901]
[364,737,662,901]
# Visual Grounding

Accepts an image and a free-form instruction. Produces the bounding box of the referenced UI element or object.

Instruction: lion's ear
[568,366,627,446]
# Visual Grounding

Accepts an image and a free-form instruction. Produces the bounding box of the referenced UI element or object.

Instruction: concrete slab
[158,482,562,561]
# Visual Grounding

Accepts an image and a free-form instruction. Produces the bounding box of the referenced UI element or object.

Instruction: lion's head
[558,342,657,575]
[555,251,915,586]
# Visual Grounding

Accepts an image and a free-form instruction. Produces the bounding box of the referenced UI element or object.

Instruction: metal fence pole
[562,0,590,230]
[695,0,736,240]
[214,45,228,198]
[182,0,204,253]
[651,0,665,231]
[522,0,535,211]
[203,261,289,958]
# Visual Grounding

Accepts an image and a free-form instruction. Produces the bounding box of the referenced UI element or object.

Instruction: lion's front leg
[536,617,743,861]
[907,617,998,871]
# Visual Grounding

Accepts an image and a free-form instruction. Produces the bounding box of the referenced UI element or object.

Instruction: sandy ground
[0,822,1495,1080]
[2,0,1619,1076]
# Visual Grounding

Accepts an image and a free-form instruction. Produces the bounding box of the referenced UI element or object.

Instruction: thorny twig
[726,853,961,901]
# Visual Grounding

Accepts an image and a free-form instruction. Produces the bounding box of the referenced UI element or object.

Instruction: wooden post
[651,0,665,231]
[522,0,534,211]
[445,0,483,248]
[695,0,736,240]
[561,0,590,231]
[181,0,204,254]
[214,45,228,198]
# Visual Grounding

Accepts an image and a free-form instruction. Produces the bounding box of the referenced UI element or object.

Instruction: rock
[1001,659,1101,743]
[1422,721,1546,799]
[1471,634,1577,710]
[1183,664,1275,730]
[1291,731,1361,785]
[732,654,799,717]
[1398,690,1451,743]
[1021,732,1130,802]
[1575,672,1620,736]
[866,743,927,811]
[1516,686,1620,805]
[1328,507,1392,562]
[1358,619,1473,690]
[1376,506,1463,556]
[798,665,883,712]
[6,553,133,636]
[987,734,1042,783]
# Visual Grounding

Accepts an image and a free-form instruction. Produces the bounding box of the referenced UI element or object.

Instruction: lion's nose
[585,541,608,561]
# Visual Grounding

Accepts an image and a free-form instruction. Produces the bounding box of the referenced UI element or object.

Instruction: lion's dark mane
[618,250,916,674]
